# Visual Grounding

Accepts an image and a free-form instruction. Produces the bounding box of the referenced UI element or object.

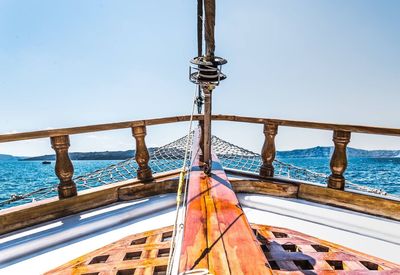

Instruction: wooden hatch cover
[46,129,400,274]
[45,224,400,274]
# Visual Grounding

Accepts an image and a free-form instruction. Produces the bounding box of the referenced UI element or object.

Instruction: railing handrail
[1,114,400,143]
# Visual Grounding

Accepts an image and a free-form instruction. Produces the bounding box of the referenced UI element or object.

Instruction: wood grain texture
[252,224,400,273]
[0,170,180,235]
[2,174,399,236]
[45,225,173,275]
[298,183,400,220]
[46,224,400,274]
[230,179,298,198]
[2,114,400,143]
[179,130,272,274]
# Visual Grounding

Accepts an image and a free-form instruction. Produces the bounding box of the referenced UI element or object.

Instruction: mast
[190,0,226,174]
[179,1,273,274]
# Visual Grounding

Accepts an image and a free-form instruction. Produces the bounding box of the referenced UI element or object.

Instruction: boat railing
[1,114,399,200]
[1,114,399,234]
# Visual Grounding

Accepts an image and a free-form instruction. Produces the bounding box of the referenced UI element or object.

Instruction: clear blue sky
[0,0,399,156]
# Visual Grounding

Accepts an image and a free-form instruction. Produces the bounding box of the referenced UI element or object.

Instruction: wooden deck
[44,223,400,274]
[178,131,271,274]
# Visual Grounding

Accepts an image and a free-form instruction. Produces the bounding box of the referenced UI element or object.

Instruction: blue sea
[0,158,399,210]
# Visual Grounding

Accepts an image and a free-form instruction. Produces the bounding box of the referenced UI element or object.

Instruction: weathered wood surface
[2,172,400,236]
[0,170,180,235]
[50,135,77,198]
[46,223,400,274]
[45,225,173,275]
[2,114,400,143]
[230,179,298,198]
[119,179,180,201]
[252,224,400,273]
[328,130,351,190]
[132,126,153,181]
[260,123,278,178]
[298,183,400,220]
[179,131,271,274]
[210,115,400,136]
[2,170,399,236]
[0,115,194,143]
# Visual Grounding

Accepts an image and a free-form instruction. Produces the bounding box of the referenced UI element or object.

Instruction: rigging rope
[0,135,394,209]
[167,85,199,274]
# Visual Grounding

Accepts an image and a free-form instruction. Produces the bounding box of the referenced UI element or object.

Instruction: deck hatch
[293,260,314,270]
[153,265,167,274]
[116,269,135,275]
[282,243,301,252]
[161,231,172,242]
[130,237,147,245]
[157,248,170,258]
[88,255,109,264]
[326,260,345,270]
[360,260,381,270]
[123,251,142,261]
[46,224,400,274]
[311,244,330,252]
[272,231,288,238]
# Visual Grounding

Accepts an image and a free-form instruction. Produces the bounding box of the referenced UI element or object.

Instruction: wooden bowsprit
[179,129,272,274]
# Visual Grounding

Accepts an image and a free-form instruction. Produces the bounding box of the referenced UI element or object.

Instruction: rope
[167,85,198,275]
[1,134,396,209]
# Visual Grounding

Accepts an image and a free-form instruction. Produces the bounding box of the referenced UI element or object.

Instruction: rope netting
[0,134,392,209]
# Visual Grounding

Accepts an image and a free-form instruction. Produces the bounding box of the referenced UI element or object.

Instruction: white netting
[0,134,391,209]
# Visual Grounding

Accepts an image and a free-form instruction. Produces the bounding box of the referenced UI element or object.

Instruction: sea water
[0,158,399,210]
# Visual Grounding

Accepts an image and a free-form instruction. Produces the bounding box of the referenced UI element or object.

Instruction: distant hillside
[10,146,400,161]
[277,146,400,158]
[21,150,136,161]
[0,154,20,161]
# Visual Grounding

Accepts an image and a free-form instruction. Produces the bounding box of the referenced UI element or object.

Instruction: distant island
[277,146,400,158]
[0,154,23,161]
[1,146,399,161]
[19,150,137,161]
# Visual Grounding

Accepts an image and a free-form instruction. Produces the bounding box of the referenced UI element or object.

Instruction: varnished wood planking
[45,225,173,275]
[179,153,210,270]
[253,224,400,273]
[179,130,272,274]
[46,224,400,274]
[208,154,271,274]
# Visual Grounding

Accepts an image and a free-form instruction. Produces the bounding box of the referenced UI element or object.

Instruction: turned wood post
[260,123,278,178]
[132,125,153,181]
[51,135,77,199]
[328,130,351,190]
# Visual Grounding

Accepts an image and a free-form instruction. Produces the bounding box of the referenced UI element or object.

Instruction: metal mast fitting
[189,0,227,174]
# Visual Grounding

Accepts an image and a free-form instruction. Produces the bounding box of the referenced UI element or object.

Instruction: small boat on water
[42,161,51,165]
[0,1,399,274]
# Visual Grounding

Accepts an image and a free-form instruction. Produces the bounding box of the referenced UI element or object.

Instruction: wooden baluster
[260,123,278,178]
[328,130,351,190]
[132,125,153,181]
[51,135,77,199]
